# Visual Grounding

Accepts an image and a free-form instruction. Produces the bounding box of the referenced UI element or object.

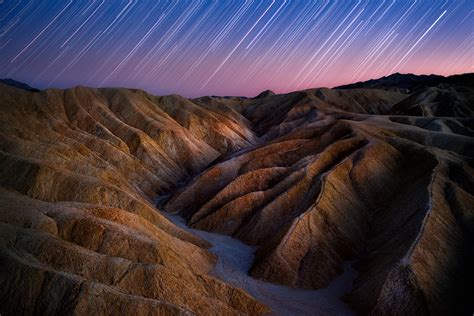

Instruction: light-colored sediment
[165,212,357,315]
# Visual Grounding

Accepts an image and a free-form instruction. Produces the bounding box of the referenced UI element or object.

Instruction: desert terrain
[0,73,472,315]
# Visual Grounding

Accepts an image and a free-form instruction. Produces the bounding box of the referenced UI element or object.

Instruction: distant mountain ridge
[3,72,473,97]
[335,72,474,91]
[0,78,39,92]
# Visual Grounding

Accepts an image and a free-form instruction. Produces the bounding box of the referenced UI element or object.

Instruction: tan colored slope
[1,78,473,315]
[155,94,258,154]
[233,88,407,136]
[0,83,267,315]
[166,99,474,315]
[0,189,268,315]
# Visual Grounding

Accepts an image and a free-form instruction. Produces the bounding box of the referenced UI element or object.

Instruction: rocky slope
[1,73,473,315]
[167,73,474,315]
[0,84,265,315]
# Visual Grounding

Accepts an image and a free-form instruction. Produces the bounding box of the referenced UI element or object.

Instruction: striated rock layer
[1,73,473,315]
[166,73,474,315]
[0,84,265,315]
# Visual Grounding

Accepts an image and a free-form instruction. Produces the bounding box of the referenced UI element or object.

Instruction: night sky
[1,0,472,97]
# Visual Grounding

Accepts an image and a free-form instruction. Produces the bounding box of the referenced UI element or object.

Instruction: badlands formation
[0,73,473,315]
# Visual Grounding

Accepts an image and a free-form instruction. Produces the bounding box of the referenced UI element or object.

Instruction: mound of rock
[0,83,266,315]
[1,72,473,315]
[166,74,474,315]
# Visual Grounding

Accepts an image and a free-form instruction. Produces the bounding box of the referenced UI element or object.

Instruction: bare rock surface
[1,72,473,315]
[166,73,474,315]
[0,83,267,315]
[164,212,357,316]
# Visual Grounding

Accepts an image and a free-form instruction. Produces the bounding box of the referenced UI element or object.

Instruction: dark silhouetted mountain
[0,78,40,92]
[336,72,474,91]
[254,89,276,98]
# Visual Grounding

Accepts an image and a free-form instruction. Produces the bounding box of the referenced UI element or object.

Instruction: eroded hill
[1,73,473,315]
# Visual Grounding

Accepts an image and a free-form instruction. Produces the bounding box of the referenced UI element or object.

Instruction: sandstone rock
[1,73,473,315]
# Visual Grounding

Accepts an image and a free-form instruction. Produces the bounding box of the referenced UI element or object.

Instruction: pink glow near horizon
[1,1,472,97]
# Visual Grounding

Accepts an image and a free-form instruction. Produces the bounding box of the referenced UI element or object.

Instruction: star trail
[1,0,472,97]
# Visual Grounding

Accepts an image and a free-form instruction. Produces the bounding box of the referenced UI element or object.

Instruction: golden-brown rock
[1,73,473,315]
[166,74,474,315]
[0,83,267,315]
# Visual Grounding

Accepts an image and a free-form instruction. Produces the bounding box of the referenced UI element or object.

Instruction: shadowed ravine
[162,211,357,315]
